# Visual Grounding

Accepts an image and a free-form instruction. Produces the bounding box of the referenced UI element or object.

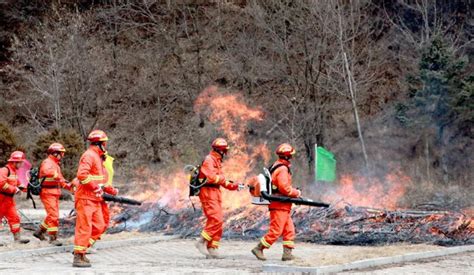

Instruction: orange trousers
[40,194,60,235]
[73,199,104,254]
[200,200,223,248]
[260,209,295,249]
[0,198,21,234]
[89,202,110,247]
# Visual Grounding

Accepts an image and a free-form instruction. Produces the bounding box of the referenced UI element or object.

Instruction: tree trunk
[343,52,369,172]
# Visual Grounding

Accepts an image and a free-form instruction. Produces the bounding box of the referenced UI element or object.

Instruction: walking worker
[251,143,301,261]
[33,143,73,246]
[0,151,30,244]
[72,130,109,267]
[195,138,243,259]
[88,151,118,253]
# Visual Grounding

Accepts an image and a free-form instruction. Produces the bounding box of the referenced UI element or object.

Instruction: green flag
[315,146,336,182]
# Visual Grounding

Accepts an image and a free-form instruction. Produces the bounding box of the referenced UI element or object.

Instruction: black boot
[13,233,30,244]
[33,226,46,241]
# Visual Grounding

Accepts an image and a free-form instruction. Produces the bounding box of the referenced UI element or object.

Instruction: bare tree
[13,12,109,140]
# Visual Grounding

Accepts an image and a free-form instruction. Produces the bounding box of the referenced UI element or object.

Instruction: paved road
[0,239,472,274]
[346,252,473,275]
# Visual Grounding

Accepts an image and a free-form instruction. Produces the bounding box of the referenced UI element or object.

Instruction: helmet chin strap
[92,142,106,153]
[98,143,106,153]
[52,152,62,162]
[214,149,226,158]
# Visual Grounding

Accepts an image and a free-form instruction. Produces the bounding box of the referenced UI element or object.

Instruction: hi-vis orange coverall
[39,155,70,236]
[198,150,238,249]
[0,164,24,234]
[74,146,106,254]
[260,159,300,249]
[90,153,117,247]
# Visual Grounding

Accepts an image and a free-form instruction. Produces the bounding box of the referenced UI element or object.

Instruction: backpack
[250,163,289,205]
[188,164,207,197]
[26,167,45,208]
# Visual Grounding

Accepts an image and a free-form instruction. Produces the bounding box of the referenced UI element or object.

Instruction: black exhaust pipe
[260,191,330,208]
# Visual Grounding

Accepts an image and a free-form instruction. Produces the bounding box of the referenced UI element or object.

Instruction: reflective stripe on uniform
[215,175,220,184]
[11,224,20,229]
[74,245,87,251]
[260,237,271,248]
[2,184,8,190]
[41,221,49,229]
[201,231,212,241]
[80,176,91,184]
[47,227,58,232]
[211,241,220,247]
[80,175,104,184]
[89,238,96,245]
[282,240,294,246]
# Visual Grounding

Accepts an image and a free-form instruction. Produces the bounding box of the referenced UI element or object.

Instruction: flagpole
[314,143,318,184]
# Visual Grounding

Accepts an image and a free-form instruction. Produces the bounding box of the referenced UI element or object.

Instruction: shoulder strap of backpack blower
[26,168,46,209]
[269,163,291,175]
[268,163,291,194]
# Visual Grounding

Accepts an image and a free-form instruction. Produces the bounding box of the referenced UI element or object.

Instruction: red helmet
[211,138,229,153]
[8,151,26,162]
[87,130,109,142]
[47,143,66,154]
[275,143,296,158]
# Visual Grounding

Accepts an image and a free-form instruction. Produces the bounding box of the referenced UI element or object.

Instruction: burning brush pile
[63,86,473,246]
[102,86,473,247]
[109,198,473,247]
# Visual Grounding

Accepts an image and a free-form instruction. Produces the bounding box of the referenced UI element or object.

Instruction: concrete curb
[263,244,474,274]
[0,235,178,261]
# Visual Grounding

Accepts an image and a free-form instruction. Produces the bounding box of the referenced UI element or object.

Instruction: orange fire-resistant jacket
[269,159,300,211]
[198,150,238,202]
[0,163,23,196]
[39,155,69,196]
[0,163,23,234]
[76,146,107,201]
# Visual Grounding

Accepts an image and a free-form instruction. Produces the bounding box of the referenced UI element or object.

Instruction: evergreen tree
[396,37,473,183]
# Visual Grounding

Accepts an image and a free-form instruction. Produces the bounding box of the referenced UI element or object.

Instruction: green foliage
[397,37,473,137]
[32,129,85,180]
[0,123,18,166]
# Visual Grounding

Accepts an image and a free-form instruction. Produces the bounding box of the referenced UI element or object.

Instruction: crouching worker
[195,138,243,259]
[252,143,301,261]
[0,151,30,244]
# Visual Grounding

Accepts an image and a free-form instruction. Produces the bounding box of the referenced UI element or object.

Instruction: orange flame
[323,170,411,210]
[128,86,269,211]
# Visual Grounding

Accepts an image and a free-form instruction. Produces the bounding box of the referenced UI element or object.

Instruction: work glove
[224,180,239,191]
[15,187,21,194]
[238,183,246,191]
[64,182,74,193]
[103,186,119,196]
[93,186,104,198]
[295,189,302,198]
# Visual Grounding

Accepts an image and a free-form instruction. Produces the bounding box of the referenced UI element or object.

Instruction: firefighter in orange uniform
[72,130,109,268]
[0,151,30,244]
[252,143,301,261]
[195,138,242,259]
[89,152,118,252]
[33,143,72,246]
